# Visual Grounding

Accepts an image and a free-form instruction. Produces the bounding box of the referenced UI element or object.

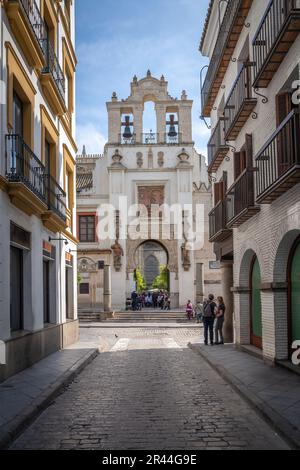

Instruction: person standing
[131,291,138,311]
[202,294,217,346]
[186,300,193,321]
[164,295,171,311]
[215,297,226,345]
[195,302,204,324]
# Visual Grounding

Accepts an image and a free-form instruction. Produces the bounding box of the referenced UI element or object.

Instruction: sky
[75,0,210,157]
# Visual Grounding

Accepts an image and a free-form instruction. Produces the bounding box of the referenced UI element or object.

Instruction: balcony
[224,63,257,140]
[201,0,253,117]
[255,109,300,204]
[5,134,47,216]
[4,0,46,69]
[209,200,232,243]
[253,0,300,88]
[226,168,260,228]
[42,176,67,233]
[118,133,184,145]
[41,40,66,116]
[208,119,229,172]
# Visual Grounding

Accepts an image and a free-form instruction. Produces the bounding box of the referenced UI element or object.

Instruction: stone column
[103,265,112,312]
[196,263,204,303]
[155,104,166,143]
[133,105,143,143]
[221,262,234,343]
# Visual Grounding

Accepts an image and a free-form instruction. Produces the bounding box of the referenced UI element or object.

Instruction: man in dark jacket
[202,294,217,346]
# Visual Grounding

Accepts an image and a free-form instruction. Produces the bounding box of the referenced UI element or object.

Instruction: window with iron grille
[79,215,96,243]
[79,283,90,295]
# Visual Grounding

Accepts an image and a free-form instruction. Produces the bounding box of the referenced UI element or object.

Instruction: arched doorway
[289,236,300,350]
[250,256,263,349]
[135,241,169,291]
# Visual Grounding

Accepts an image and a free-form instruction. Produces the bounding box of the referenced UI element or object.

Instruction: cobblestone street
[10,327,289,450]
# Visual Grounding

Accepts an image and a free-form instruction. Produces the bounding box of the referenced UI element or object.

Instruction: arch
[289,236,300,347]
[272,230,300,360]
[250,256,263,349]
[134,240,169,290]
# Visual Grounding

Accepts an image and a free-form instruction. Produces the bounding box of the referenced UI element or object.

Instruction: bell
[123,116,133,139]
[168,115,178,138]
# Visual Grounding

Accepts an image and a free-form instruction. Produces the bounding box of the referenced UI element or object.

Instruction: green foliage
[134,267,147,293]
[152,265,169,290]
[77,272,83,285]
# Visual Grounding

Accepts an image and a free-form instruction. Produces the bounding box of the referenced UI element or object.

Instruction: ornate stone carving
[111,240,124,272]
[157,151,164,168]
[136,152,143,168]
[181,241,191,272]
[78,258,98,273]
[148,148,153,169]
[138,186,165,214]
[111,149,126,168]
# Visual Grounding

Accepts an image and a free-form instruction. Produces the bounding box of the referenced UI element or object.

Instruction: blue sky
[75,0,210,156]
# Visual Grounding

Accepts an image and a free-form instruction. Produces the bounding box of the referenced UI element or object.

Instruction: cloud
[76,123,106,155]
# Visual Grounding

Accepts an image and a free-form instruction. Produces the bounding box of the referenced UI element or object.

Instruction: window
[79,215,96,243]
[79,283,89,295]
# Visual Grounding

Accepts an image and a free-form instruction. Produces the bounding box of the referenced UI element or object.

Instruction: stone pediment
[124,71,176,103]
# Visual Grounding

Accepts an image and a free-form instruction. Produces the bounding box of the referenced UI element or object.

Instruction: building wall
[201,0,300,360]
[77,75,221,311]
[0,0,78,381]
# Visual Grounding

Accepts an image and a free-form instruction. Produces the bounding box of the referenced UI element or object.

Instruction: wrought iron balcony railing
[201,0,249,116]
[209,199,232,242]
[15,0,46,47]
[207,119,229,172]
[5,134,46,202]
[118,133,136,145]
[252,0,300,88]
[224,63,257,140]
[255,109,300,203]
[45,175,67,221]
[41,39,65,102]
[142,132,158,145]
[226,168,260,227]
[164,133,183,145]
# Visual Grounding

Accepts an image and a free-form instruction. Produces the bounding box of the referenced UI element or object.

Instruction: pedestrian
[153,292,158,309]
[131,291,138,311]
[164,295,171,311]
[215,296,226,345]
[195,301,204,323]
[186,300,193,321]
[202,294,217,346]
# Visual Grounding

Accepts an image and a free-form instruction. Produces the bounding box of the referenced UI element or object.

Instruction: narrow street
[10,327,289,450]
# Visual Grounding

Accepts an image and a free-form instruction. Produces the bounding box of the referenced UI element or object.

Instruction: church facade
[77,73,221,311]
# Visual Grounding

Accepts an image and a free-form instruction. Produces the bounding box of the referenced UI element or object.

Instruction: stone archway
[135,240,169,290]
[273,229,300,359]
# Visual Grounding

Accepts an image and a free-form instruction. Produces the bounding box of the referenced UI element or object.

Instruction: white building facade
[77,73,222,312]
[0,0,78,381]
[201,0,300,361]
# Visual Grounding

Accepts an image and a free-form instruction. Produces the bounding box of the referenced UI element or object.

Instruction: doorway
[289,237,300,351]
[135,241,169,291]
[10,246,23,332]
[43,260,50,324]
[250,256,263,349]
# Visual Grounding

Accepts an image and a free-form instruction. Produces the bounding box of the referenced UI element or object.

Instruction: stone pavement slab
[0,342,99,449]
[189,343,300,449]
[10,327,289,450]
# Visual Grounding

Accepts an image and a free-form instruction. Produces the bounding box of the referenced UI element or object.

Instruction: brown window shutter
[276,92,291,126]
[234,152,241,180]
[245,133,253,168]
[214,181,225,205]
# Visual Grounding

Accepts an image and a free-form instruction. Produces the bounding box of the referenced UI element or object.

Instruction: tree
[152,265,169,291]
[134,267,147,293]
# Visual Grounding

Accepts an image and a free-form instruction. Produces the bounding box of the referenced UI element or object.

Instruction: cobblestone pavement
[10,327,289,450]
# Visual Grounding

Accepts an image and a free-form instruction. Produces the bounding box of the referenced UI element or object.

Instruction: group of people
[130,291,171,311]
[186,294,226,346]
